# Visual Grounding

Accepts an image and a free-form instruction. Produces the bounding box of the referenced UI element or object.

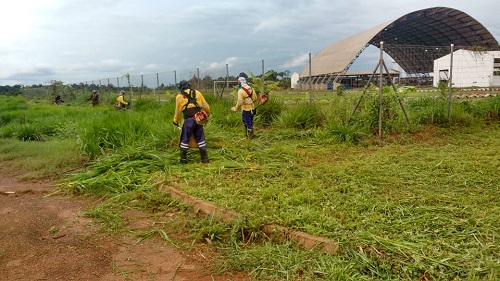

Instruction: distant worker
[88,90,99,107]
[114,90,128,110]
[231,77,257,138]
[173,80,210,164]
[53,95,64,105]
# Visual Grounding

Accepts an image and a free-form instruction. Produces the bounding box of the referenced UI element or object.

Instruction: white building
[290,72,300,89]
[433,50,500,88]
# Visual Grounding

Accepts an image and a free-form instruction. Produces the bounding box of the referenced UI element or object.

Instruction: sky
[1,0,499,86]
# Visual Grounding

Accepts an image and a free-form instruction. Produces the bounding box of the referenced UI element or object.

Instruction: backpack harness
[181,89,202,118]
[243,86,269,108]
[241,86,254,100]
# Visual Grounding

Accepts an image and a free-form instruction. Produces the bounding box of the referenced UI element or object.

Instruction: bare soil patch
[0,174,250,281]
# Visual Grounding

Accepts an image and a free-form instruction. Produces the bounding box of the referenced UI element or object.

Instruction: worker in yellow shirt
[231,77,257,138]
[115,90,128,110]
[173,80,210,164]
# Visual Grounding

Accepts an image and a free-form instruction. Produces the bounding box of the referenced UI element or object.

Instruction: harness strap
[241,87,252,99]
[181,89,203,118]
[181,89,201,110]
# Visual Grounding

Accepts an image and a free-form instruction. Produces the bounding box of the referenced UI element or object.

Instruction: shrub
[254,96,284,127]
[17,123,45,141]
[324,122,367,144]
[352,86,405,133]
[277,103,325,129]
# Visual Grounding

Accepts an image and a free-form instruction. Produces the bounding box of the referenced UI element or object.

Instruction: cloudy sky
[1,0,498,86]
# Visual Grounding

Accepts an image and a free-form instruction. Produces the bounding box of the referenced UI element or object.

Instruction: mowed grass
[168,125,499,280]
[0,138,86,180]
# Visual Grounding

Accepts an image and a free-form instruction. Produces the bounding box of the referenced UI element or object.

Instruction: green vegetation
[0,89,499,280]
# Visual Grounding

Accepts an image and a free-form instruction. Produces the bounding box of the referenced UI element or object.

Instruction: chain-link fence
[13,44,500,101]
[67,55,310,96]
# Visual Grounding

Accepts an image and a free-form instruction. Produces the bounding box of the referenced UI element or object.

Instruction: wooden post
[262,59,265,95]
[448,44,454,121]
[197,68,200,90]
[225,64,229,99]
[156,73,160,101]
[140,75,144,98]
[378,42,384,137]
[308,53,312,104]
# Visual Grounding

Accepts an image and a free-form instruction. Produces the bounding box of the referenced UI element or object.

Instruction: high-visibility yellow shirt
[173,89,210,124]
[116,95,128,105]
[233,85,257,112]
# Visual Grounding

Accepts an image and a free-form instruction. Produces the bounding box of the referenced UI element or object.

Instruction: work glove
[231,107,236,112]
[173,121,178,127]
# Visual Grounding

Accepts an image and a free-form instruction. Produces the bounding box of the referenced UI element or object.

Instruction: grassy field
[0,89,499,280]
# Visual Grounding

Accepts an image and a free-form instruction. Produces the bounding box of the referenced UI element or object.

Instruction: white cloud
[1,0,498,85]
[204,57,239,72]
[280,53,310,69]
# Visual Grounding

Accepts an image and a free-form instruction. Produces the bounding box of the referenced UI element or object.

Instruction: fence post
[140,75,144,98]
[261,60,265,95]
[308,53,312,103]
[174,70,177,88]
[125,74,131,102]
[156,73,160,101]
[99,79,103,103]
[197,67,200,90]
[107,78,110,102]
[225,64,229,99]
[448,44,454,121]
[378,41,384,137]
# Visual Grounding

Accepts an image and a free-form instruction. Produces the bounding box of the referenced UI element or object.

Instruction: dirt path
[0,175,250,281]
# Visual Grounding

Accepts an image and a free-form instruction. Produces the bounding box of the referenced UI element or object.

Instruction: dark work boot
[180,150,187,164]
[246,128,254,139]
[200,149,209,163]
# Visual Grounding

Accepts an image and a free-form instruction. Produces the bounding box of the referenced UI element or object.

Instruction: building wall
[291,72,300,89]
[433,50,500,87]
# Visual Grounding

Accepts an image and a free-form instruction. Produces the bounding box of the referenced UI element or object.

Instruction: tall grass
[277,103,325,129]
[77,106,172,157]
[254,96,285,127]
[407,95,500,126]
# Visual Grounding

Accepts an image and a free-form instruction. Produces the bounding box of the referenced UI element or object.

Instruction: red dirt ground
[0,174,250,281]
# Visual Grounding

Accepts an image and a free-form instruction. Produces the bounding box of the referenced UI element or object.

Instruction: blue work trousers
[179,117,206,151]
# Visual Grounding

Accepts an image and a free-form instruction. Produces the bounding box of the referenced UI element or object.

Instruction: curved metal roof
[301,7,499,77]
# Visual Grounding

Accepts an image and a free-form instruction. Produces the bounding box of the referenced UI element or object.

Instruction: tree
[277,70,291,80]
[49,80,64,96]
[0,85,22,96]
[265,70,278,81]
